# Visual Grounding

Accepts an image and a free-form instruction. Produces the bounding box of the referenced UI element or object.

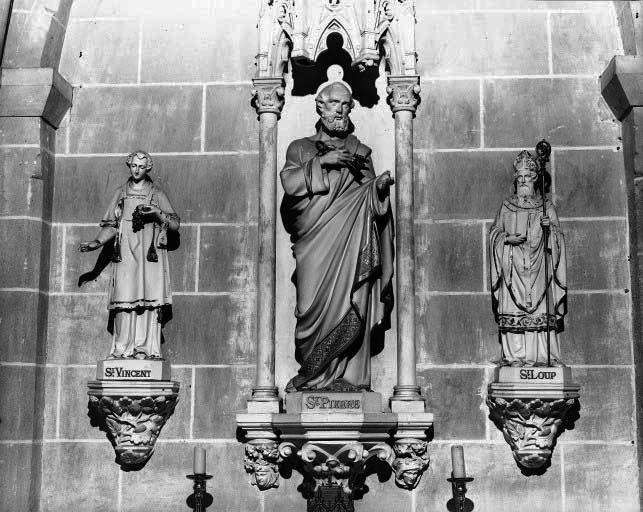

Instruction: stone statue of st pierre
[280,67,395,392]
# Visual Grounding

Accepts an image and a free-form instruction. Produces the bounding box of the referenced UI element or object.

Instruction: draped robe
[489,196,567,365]
[100,179,178,358]
[280,132,394,392]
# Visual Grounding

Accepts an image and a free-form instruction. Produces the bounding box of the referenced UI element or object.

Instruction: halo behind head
[315,65,353,100]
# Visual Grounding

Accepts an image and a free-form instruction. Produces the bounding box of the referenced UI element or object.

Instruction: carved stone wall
[0,1,638,511]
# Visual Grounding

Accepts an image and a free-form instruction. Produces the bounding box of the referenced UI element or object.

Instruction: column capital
[601,55,643,121]
[386,75,421,116]
[251,77,286,118]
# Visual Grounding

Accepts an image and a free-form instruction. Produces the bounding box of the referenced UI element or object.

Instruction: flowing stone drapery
[387,75,424,409]
[249,77,286,409]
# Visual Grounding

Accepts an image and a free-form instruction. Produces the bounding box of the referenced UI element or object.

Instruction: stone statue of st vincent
[79,150,180,360]
[280,66,395,392]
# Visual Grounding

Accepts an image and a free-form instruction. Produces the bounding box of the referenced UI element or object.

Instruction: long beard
[517,185,534,198]
[320,113,350,136]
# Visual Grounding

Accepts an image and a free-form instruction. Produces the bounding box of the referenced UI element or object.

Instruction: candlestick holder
[186,474,213,511]
[446,476,474,512]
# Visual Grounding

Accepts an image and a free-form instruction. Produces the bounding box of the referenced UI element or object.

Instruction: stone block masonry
[0,1,637,511]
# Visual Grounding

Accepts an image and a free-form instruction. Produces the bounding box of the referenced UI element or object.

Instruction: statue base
[87,359,180,469]
[285,391,383,413]
[96,358,171,380]
[487,366,580,471]
[237,390,434,501]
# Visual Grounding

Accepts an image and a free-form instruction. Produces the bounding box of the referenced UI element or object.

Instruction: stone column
[249,77,285,410]
[386,75,424,409]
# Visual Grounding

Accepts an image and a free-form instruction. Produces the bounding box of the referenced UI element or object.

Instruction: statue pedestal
[487,366,580,471]
[237,391,433,507]
[87,359,180,469]
[95,358,172,380]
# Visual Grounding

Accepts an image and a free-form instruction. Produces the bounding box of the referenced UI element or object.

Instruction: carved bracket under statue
[88,377,179,469]
[279,440,393,502]
[238,391,433,510]
[486,368,579,471]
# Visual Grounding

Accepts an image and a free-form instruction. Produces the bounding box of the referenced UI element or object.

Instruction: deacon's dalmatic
[79,150,180,359]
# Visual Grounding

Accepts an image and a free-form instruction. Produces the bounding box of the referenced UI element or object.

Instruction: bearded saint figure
[280,66,395,392]
[489,150,567,367]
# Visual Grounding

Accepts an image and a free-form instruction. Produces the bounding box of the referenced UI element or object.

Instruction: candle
[193,447,206,474]
[451,445,466,478]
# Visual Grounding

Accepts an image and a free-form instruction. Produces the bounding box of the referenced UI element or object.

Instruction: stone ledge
[273,412,399,442]
[0,67,72,128]
[600,55,643,121]
[488,382,580,400]
[87,379,180,397]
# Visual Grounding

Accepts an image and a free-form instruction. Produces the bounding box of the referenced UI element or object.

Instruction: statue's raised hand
[319,149,355,168]
[79,240,102,252]
[135,204,163,223]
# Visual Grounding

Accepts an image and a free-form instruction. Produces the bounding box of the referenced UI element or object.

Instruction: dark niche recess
[291,32,380,108]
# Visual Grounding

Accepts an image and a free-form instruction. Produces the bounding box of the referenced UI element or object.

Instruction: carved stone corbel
[487,396,579,470]
[391,438,430,489]
[244,439,280,490]
[279,441,394,505]
[87,380,179,469]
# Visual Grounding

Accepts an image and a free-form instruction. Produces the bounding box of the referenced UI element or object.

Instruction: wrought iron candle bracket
[186,474,213,512]
[446,476,474,512]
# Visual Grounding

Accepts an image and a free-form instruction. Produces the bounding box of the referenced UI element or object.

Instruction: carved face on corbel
[252,459,280,489]
[244,442,280,490]
[392,440,430,489]
[315,83,354,135]
[392,455,424,488]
